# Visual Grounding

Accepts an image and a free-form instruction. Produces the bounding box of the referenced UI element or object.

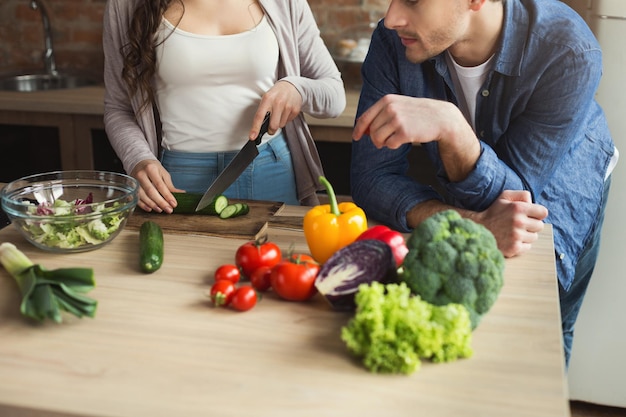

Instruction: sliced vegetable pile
[22,193,125,249]
[0,242,97,323]
[172,193,249,219]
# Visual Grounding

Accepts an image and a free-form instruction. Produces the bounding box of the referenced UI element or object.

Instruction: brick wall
[0,0,107,81]
[0,0,388,84]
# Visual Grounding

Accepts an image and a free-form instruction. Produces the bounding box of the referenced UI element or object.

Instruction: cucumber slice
[233,203,250,216]
[219,204,240,219]
[204,195,229,215]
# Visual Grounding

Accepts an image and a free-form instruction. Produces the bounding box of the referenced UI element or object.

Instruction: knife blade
[195,112,271,212]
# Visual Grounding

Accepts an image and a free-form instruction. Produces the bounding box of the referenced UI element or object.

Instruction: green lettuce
[22,195,124,249]
[341,282,473,374]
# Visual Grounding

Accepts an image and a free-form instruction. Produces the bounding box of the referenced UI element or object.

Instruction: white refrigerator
[562,0,626,408]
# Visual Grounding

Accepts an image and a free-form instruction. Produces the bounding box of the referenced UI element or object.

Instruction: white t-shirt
[155,16,280,152]
[446,51,495,131]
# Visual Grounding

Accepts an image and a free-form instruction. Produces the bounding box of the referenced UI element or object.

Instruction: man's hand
[407,191,548,258]
[131,160,184,214]
[472,190,549,258]
[353,94,480,181]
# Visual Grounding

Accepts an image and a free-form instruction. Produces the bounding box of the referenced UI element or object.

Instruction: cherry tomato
[214,264,241,284]
[231,285,258,312]
[287,253,316,263]
[250,265,272,292]
[357,225,408,267]
[235,236,282,278]
[209,280,236,307]
[270,255,320,302]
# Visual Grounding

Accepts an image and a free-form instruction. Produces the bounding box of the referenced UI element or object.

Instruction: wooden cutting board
[125,200,303,240]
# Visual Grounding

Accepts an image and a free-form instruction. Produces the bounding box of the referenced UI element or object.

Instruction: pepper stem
[319,176,340,216]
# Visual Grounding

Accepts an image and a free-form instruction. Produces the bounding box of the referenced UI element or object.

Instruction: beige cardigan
[102,0,346,205]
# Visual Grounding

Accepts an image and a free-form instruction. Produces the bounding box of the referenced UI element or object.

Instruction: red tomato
[214,264,241,284]
[231,285,258,312]
[270,255,320,302]
[357,225,408,267]
[250,266,272,292]
[210,280,236,307]
[235,237,282,278]
[287,253,316,263]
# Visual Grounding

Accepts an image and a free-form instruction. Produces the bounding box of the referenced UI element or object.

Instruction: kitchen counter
[0,207,570,417]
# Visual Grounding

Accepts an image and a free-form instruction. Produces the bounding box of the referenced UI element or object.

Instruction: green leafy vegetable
[0,242,97,323]
[341,282,473,375]
[23,195,124,249]
[400,209,505,329]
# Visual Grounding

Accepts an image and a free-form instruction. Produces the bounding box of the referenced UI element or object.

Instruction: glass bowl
[1,171,139,253]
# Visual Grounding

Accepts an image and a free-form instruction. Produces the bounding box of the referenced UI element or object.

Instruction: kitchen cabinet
[0,87,107,175]
[0,124,62,182]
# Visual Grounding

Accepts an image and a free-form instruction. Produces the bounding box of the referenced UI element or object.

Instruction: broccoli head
[400,210,505,329]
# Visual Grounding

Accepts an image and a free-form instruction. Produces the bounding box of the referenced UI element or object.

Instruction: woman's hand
[249,80,303,139]
[130,160,184,213]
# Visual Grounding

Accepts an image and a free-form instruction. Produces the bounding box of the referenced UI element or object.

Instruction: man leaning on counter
[350,0,617,369]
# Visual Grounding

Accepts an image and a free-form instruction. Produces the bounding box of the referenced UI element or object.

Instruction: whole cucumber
[139,221,164,273]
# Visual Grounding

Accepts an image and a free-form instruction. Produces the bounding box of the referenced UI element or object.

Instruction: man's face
[384,0,469,64]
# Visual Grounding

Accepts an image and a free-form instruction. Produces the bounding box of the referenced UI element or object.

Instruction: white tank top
[155,16,280,152]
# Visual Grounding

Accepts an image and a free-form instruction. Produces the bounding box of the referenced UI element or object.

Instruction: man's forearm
[406,199,483,229]
[436,102,482,182]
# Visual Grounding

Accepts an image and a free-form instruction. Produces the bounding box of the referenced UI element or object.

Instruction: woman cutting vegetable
[103,0,346,213]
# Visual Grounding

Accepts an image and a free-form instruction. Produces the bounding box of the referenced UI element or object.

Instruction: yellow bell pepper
[304,176,368,264]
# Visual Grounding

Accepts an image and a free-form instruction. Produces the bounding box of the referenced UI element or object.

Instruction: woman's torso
[155,0,280,152]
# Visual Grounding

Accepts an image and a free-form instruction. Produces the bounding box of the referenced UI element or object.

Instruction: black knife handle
[254,112,271,145]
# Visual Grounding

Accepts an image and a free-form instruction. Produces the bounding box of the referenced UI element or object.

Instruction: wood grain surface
[0,207,569,417]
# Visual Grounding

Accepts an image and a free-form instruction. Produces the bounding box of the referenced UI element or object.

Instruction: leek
[0,242,97,323]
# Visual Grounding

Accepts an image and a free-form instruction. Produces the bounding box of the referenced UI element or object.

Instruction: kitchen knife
[195,112,271,212]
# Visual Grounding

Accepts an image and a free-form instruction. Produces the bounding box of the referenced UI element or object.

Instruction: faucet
[30,0,58,76]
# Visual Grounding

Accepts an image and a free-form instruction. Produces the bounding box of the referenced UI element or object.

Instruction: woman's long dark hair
[121,0,183,111]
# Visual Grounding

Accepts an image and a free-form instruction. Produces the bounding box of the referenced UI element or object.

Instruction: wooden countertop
[0,86,359,128]
[0,206,569,417]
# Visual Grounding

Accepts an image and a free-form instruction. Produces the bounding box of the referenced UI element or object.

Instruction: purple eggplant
[314,239,397,310]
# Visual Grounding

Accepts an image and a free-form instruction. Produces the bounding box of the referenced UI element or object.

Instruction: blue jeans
[161,133,299,205]
[559,176,611,369]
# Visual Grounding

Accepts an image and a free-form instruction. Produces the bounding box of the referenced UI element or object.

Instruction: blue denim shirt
[351,0,616,291]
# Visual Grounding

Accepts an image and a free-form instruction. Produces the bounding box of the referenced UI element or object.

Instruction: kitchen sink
[0,73,98,92]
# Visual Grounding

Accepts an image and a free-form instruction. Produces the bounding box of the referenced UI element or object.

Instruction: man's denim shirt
[351,0,616,291]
